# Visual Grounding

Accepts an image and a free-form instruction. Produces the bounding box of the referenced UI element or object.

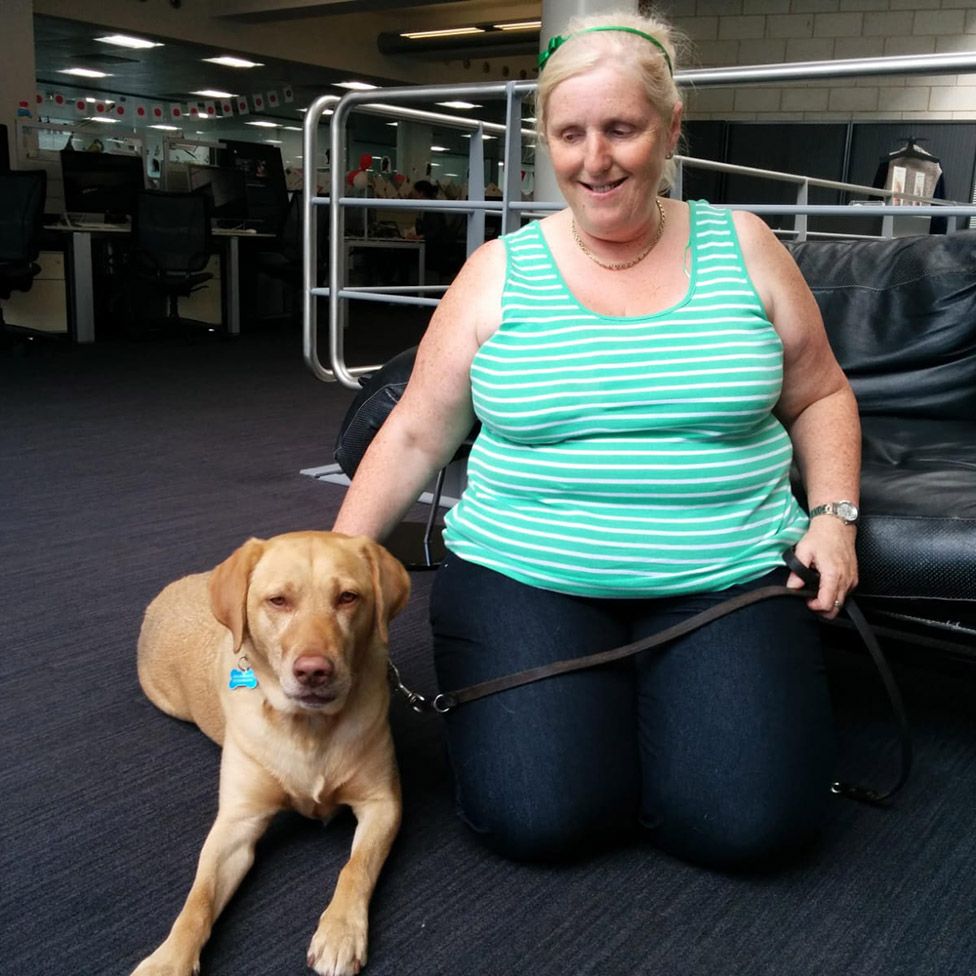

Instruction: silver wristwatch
[808,500,859,525]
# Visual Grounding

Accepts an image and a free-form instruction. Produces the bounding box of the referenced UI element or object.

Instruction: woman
[334,10,860,869]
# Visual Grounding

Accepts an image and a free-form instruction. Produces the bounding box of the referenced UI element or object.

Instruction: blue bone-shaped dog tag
[229,666,258,690]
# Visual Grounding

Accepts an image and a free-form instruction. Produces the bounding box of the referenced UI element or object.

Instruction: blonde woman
[335,9,860,868]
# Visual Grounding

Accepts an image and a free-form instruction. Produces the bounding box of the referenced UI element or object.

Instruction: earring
[665,150,674,159]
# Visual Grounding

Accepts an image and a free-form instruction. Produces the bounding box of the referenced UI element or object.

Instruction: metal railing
[303,50,976,388]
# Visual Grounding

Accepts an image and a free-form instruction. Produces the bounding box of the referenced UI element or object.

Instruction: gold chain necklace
[571,198,667,272]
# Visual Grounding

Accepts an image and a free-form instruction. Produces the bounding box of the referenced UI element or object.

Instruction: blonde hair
[535,10,684,189]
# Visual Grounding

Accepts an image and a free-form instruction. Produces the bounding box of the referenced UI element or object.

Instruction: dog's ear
[361,540,411,644]
[208,537,266,652]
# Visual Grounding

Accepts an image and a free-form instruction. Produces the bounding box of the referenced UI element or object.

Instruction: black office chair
[0,169,47,341]
[130,189,213,331]
[334,345,479,569]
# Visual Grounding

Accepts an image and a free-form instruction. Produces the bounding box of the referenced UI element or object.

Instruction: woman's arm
[735,211,861,618]
[332,238,505,541]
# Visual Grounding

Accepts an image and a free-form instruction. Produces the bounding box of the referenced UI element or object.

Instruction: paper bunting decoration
[134,103,148,121]
[282,85,294,103]
[169,104,184,120]
[220,98,234,116]
[204,100,217,118]
[74,98,88,115]
[267,91,279,108]
[236,96,250,116]
[252,93,265,112]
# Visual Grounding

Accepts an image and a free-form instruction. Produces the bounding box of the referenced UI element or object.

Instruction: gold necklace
[571,198,667,272]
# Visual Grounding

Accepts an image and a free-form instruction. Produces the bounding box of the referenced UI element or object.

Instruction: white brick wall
[670,1,976,122]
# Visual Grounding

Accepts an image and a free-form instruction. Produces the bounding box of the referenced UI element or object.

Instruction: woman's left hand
[786,518,859,619]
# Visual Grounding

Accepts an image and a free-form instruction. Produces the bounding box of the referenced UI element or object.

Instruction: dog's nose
[293,655,335,688]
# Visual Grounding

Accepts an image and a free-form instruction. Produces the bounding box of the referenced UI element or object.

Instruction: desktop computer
[187,164,249,227]
[60,150,146,224]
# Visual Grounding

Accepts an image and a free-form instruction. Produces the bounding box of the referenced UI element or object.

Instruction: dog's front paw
[130,945,201,976]
[307,906,368,976]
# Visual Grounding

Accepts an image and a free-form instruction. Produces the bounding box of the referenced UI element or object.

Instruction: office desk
[46,221,271,342]
[344,237,425,286]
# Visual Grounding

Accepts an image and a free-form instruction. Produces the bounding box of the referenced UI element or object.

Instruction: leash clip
[387,660,456,714]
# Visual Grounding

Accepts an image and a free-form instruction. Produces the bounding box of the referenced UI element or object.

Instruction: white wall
[661,0,976,121]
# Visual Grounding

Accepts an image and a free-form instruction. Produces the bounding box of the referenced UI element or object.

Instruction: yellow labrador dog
[131,531,410,976]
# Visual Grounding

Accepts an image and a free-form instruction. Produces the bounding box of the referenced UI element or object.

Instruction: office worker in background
[334,9,861,869]
[407,178,464,282]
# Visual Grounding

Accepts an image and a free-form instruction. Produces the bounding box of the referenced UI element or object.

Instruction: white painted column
[0,0,37,169]
[534,0,639,206]
[396,120,433,185]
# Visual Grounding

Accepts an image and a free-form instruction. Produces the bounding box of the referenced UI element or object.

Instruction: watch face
[836,501,859,522]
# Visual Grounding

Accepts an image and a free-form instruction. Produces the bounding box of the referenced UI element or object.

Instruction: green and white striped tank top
[442,200,808,597]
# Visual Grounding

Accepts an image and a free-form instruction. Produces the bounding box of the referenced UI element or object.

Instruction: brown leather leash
[389,551,912,805]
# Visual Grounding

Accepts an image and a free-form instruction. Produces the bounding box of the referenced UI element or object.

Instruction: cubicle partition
[302,49,976,391]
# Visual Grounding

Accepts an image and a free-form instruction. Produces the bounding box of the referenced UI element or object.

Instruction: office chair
[0,169,47,341]
[130,189,213,331]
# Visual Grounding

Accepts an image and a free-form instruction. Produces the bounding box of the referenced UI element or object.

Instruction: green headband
[537,26,674,76]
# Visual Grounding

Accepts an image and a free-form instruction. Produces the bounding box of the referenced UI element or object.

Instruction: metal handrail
[303,50,976,387]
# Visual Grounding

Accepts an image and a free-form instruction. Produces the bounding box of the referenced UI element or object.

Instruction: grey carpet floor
[2,327,975,976]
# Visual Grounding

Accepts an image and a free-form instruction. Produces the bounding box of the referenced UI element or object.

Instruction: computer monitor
[60,150,146,222]
[187,164,248,221]
[218,140,289,233]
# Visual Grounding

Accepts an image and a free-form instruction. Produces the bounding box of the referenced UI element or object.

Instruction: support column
[396,120,433,185]
[534,0,638,206]
[0,0,37,169]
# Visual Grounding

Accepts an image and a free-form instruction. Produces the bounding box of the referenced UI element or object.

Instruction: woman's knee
[645,786,831,870]
[457,789,630,863]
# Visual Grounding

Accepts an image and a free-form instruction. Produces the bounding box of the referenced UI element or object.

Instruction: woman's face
[544,63,681,241]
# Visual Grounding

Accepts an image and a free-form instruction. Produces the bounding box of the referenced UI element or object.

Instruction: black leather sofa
[786,232,976,654]
[336,231,976,656]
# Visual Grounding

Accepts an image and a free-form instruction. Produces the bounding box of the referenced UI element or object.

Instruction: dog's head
[208,531,410,716]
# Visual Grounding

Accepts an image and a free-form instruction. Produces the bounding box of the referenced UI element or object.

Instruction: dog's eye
[267,595,289,608]
[337,591,359,606]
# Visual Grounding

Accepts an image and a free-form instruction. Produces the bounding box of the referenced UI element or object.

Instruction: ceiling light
[191,89,236,99]
[265,139,282,145]
[430,145,449,152]
[85,97,114,104]
[203,56,264,68]
[400,27,484,40]
[493,21,543,31]
[283,126,302,131]
[88,116,119,123]
[437,101,482,110]
[149,124,180,131]
[387,122,398,127]
[59,67,113,78]
[334,81,377,91]
[95,33,163,49]
[245,120,278,128]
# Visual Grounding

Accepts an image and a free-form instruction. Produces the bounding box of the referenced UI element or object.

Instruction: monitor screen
[60,150,145,220]
[187,164,248,220]
[218,140,288,233]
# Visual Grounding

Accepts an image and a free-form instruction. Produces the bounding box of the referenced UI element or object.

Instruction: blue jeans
[430,556,835,868]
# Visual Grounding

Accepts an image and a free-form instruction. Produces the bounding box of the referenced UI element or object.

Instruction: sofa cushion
[787,233,976,422]
[856,416,976,604]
